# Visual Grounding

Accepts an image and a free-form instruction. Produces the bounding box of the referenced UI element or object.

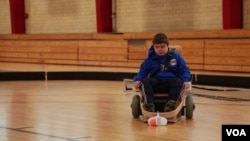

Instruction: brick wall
[24,0,97,33]
[244,0,250,29]
[0,0,249,34]
[0,0,11,33]
[116,0,223,32]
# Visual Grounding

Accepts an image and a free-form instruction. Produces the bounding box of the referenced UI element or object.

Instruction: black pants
[142,77,183,104]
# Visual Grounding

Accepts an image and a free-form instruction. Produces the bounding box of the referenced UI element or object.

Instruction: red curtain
[223,0,242,29]
[9,0,26,33]
[95,0,112,32]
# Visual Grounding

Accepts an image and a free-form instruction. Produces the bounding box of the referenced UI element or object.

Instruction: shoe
[146,103,155,112]
[164,100,176,112]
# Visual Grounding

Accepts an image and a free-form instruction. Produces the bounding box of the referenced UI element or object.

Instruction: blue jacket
[134,46,191,82]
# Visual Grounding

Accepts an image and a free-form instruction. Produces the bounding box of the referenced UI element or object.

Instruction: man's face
[153,43,168,56]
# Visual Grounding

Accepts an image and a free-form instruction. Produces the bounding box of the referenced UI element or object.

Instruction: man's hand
[133,81,141,89]
[184,82,191,89]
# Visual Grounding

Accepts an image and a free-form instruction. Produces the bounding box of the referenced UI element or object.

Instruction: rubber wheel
[131,95,142,118]
[185,95,194,119]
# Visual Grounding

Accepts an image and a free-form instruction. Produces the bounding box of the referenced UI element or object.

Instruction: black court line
[192,93,250,102]
[0,126,91,141]
[0,100,129,104]
[15,126,33,130]
[72,136,91,140]
[192,86,240,91]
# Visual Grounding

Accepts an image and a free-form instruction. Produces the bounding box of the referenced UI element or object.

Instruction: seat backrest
[169,45,182,55]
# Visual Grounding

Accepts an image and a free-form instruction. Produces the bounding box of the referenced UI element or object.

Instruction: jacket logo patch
[170,59,177,66]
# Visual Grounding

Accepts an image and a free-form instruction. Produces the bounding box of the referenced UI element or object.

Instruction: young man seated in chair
[133,33,191,112]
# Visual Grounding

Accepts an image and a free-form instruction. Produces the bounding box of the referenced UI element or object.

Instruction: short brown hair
[152,33,169,45]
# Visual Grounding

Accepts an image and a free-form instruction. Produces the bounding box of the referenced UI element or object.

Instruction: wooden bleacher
[0,30,250,74]
[1,30,250,88]
[204,39,250,72]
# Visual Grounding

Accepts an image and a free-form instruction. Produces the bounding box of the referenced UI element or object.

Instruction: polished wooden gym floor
[0,62,250,141]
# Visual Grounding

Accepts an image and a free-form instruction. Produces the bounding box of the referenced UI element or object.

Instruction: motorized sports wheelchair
[124,79,195,122]
[124,46,195,123]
